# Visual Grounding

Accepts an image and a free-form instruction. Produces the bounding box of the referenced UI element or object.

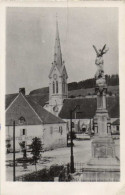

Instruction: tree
[19,141,27,158]
[6,142,11,153]
[6,137,11,153]
[29,137,42,171]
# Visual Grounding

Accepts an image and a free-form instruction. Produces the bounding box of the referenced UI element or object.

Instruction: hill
[29,85,119,98]
[30,74,119,97]
[68,85,119,98]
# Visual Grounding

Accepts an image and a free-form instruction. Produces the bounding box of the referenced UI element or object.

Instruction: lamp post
[13,120,16,181]
[70,105,80,173]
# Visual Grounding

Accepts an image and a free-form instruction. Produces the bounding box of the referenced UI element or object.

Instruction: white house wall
[6,123,67,152]
[43,123,67,150]
[6,125,43,152]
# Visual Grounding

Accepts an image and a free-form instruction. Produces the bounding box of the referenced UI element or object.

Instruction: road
[6,139,119,181]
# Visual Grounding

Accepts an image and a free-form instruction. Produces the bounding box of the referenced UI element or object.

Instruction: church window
[56,81,58,93]
[53,82,55,94]
[62,81,65,93]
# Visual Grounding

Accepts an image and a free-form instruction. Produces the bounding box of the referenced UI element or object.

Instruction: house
[6,88,67,152]
[111,118,120,134]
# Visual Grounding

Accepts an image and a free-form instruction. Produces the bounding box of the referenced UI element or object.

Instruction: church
[44,20,68,116]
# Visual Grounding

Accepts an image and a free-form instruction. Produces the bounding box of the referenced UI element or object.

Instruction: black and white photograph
[5,6,120,184]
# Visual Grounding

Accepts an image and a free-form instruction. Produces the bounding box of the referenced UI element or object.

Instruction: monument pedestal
[79,165,120,181]
[82,135,120,181]
[81,84,120,181]
[88,136,119,166]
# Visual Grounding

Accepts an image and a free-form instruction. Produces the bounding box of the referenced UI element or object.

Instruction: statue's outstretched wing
[93,45,99,56]
[102,44,106,52]
[101,44,109,55]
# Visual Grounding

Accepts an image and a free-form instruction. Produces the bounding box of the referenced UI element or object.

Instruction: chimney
[19,88,25,95]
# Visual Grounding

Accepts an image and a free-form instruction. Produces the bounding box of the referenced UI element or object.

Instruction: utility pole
[70,110,74,173]
[70,105,80,173]
[13,120,16,181]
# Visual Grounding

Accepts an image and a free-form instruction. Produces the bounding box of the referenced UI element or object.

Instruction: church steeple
[54,18,62,69]
[47,17,68,116]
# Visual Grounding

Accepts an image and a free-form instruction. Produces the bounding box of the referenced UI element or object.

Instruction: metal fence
[74,162,85,172]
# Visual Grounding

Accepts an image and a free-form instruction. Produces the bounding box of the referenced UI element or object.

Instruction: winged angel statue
[93,44,109,81]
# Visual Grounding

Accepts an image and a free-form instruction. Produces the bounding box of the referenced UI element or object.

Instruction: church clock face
[53,74,57,80]
[53,105,59,112]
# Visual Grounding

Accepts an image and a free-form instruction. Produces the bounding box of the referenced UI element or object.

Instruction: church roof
[6,92,65,126]
[54,19,62,69]
[111,118,120,125]
[59,96,119,119]
[48,19,68,79]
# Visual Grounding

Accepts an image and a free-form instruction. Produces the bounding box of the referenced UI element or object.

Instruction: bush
[16,157,34,163]
[23,164,66,181]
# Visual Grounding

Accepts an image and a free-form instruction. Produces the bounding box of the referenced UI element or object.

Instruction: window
[59,126,63,135]
[18,116,26,125]
[20,129,27,136]
[71,122,74,128]
[53,82,55,94]
[23,129,25,135]
[62,82,65,93]
[56,81,58,93]
[116,126,119,131]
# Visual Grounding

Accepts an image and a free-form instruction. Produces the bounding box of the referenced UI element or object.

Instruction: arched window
[56,81,58,93]
[53,82,55,94]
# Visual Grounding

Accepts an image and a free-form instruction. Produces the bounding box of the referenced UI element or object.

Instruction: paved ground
[6,139,119,181]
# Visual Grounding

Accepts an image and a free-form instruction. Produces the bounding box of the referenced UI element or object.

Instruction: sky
[6,7,118,95]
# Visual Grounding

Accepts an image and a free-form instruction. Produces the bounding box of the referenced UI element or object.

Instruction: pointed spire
[54,15,62,68]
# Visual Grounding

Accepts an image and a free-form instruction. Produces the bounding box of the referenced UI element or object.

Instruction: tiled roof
[6,94,49,109]
[6,93,65,126]
[6,93,18,109]
[111,118,120,125]
[106,97,119,118]
[26,94,49,107]
[26,97,65,124]
[59,96,119,119]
